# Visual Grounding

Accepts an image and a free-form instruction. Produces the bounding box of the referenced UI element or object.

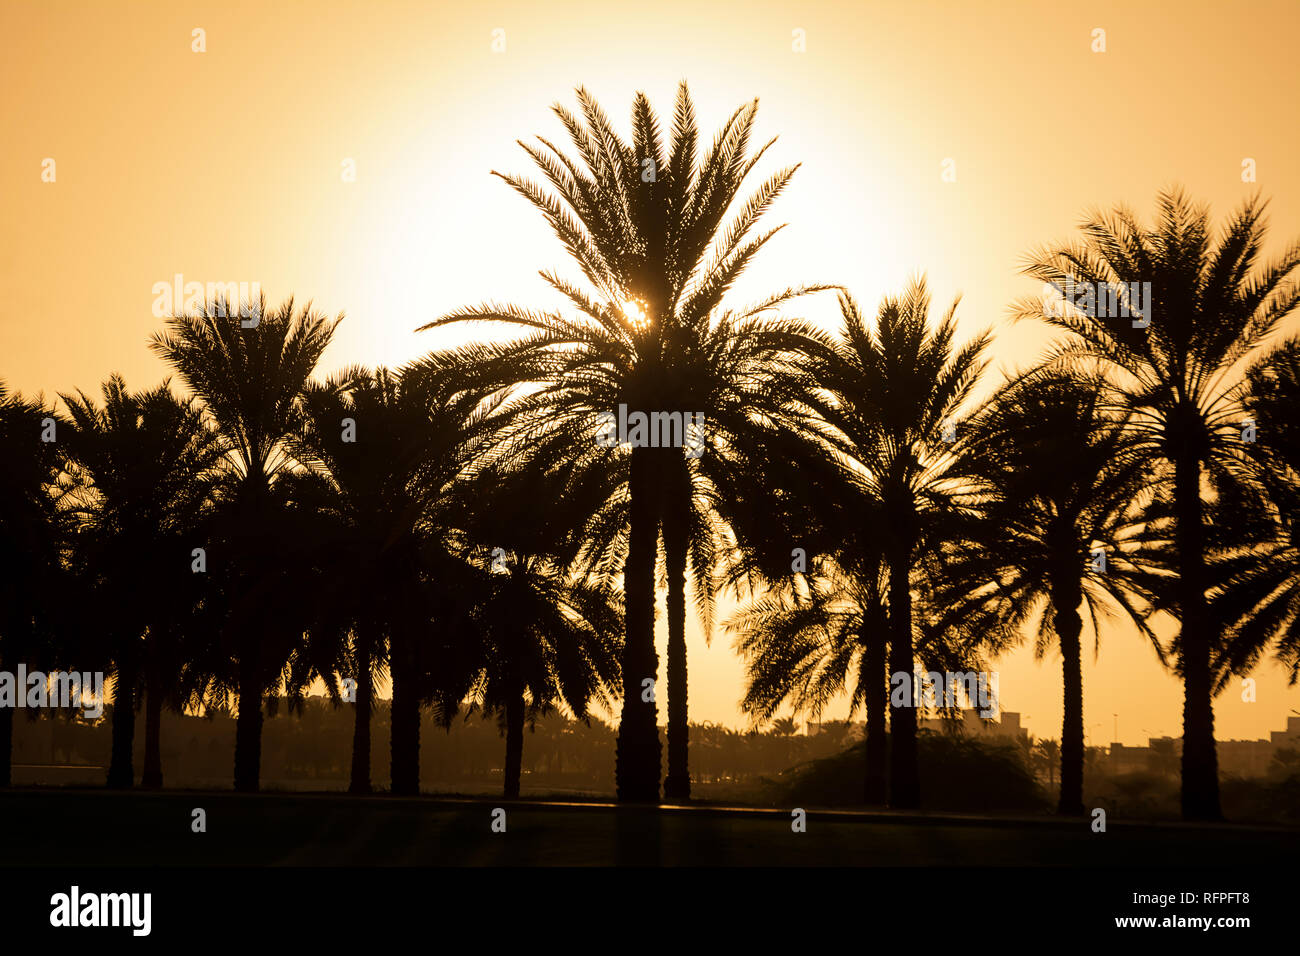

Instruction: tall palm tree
[60,376,224,789]
[418,83,826,802]
[0,383,66,787]
[931,368,1165,814]
[1016,189,1300,819]
[150,295,341,791]
[561,314,823,801]
[789,281,993,808]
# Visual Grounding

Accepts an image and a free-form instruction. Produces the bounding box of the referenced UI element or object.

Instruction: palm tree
[0,383,66,787]
[788,281,993,808]
[1036,738,1060,788]
[446,458,624,798]
[1016,189,1300,819]
[931,368,1165,814]
[419,83,826,802]
[289,365,497,794]
[714,402,902,800]
[150,295,341,791]
[466,550,622,798]
[60,376,223,788]
[729,564,886,797]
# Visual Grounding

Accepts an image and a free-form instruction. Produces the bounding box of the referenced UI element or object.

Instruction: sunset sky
[4,0,1299,746]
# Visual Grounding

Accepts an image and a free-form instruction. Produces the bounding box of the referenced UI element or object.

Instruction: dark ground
[2,787,1296,866]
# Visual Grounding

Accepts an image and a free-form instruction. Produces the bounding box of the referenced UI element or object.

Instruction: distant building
[919,709,1027,741]
[1103,716,1300,778]
[1270,715,1300,747]
[1107,741,1159,774]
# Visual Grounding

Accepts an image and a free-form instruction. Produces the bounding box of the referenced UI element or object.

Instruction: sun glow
[621,297,651,329]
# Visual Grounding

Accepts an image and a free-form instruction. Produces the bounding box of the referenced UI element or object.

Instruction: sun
[621,297,651,329]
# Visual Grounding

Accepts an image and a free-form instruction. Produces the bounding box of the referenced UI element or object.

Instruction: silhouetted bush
[762,732,1049,811]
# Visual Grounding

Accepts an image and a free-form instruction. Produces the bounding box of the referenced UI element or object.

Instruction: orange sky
[4,0,1300,745]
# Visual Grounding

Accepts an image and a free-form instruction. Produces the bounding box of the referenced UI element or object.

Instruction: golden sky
[4,0,1300,745]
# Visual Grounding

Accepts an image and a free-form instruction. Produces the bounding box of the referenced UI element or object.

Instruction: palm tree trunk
[863,618,888,804]
[615,444,662,803]
[349,635,373,794]
[887,547,920,809]
[1051,557,1085,815]
[107,654,136,789]
[503,682,525,799]
[141,659,164,789]
[233,634,263,792]
[663,455,690,802]
[389,632,420,795]
[1174,450,1221,820]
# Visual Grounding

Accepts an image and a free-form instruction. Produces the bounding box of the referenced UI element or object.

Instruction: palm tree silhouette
[419,83,826,802]
[728,563,890,802]
[1036,738,1061,788]
[289,364,498,793]
[60,376,223,788]
[447,461,624,798]
[0,382,67,788]
[465,549,622,798]
[1016,189,1300,820]
[150,295,341,791]
[787,281,992,808]
[933,368,1164,814]
[718,405,899,800]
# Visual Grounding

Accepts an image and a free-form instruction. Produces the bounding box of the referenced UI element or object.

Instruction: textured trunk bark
[1051,555,1085,815]
[863,618,888,805]
[349,636,373,794]
[232,634,262,792]
[663,454,690,802]
[887,540,919,809]
[107,652,136,789]
[141,661,164,789]
[389,627,420,795]
[615,444,662,803]
[503,684,525,799]
[1174,450,1221,820]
